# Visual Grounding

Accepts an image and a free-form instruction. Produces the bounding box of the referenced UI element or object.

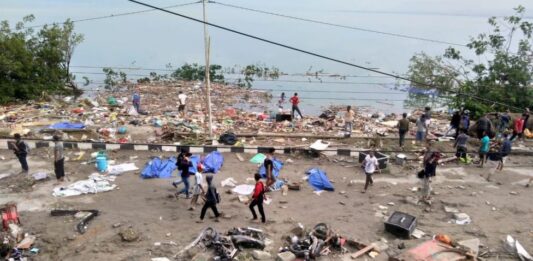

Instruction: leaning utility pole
[203,0,214,139]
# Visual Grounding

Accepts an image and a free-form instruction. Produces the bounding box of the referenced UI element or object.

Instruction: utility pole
[203,0,214,139]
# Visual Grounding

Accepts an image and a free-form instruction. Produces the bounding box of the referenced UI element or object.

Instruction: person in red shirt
[249,173,266,223]
[511,114,525,141]
[289,93,303,119]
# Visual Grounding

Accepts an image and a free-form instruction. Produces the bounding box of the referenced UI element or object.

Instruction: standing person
[173,152,192,199]
[11,134,29,173]
[454,129,469,163]
[422,141,440,201]
[496,132,512,171]
[53,135,65,183]
[522,107,530,134]
[188,171,204,211]
[264,148,275,190]
[178,91,187,117]
[476,114,491,139]
[132,89,141,113]
[500,110,511,134]
[459,110,471,134]
[361,150,380,193]
[510,114,525,141]
[197,175,220,223]
[445,111,461,137]
[415,115,427,144]
[397,113,410,148]
[289,93,303,119]
[344,106,355,137]
[109,108,118,128]
[249,173,266,223]
[478,131,490,168]
[278,92,286,109]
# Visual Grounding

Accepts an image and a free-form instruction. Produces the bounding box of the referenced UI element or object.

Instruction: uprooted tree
[407,6,533,118]
[0,15,84,104]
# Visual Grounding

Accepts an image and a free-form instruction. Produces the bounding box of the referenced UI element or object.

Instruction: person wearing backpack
[11,134,29,173]
[197,175,220,223]
[249,173,266,223]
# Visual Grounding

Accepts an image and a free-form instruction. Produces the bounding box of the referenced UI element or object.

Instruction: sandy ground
[1,147,533,261]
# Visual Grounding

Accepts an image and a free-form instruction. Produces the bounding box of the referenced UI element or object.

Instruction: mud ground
[0,147,532,261]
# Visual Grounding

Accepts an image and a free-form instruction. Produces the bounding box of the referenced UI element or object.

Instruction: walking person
[264,148,275,190]
[445,111,461,137]
[11,134,29,173]
[415,115,427,144]
[188,171,204,211]
[496,133,512,171]
[278,92,286,109]
[476,114,491,139]
[132,89,141,113]
[510,114,525,141]
[197,175,220,223]
[478,131,490,168]
[289,93,303,119]
[361,150,380,193]
[178,91,187,117]
[53,135,65,184]
[344,106,355,137]
[397,113,410,148]
[249,173,266,223]
[454,129,469,163]
[522,107,530,134]
[421,141,440,201]
[173,152,192,199]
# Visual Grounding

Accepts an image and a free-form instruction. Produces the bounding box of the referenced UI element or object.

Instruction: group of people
[278,92,303,120]
[171,148,276,224]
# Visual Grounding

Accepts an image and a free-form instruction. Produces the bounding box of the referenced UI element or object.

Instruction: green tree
[406,6,533,117]
[0,15,84,104]
[171,63,225,83]
[102,68,127,90]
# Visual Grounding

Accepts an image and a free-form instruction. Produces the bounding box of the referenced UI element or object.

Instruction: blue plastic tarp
[141,157,177,179]
[49,122,86,129]
[259,158,283,178]
[202,151,224,173]
[306,168,334,191]
[180,155,200,175]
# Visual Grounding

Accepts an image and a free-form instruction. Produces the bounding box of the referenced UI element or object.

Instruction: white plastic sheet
[232,184,255,195]
[108,163,138,175]
[53,173,117,197]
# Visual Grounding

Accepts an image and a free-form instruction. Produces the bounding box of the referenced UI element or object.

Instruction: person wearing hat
[11,134,29,173]
[53,135,65,183]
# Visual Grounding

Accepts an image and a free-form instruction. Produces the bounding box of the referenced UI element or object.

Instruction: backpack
[219,132,237,145]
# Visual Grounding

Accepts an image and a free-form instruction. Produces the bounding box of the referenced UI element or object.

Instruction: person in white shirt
[362,150,380,193]
[189,171,204,210]
[178,91,187,117]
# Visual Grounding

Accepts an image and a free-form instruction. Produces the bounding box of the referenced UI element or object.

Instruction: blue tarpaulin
[259,158,283,178]
[180,155,200,175]
[49,122,86,129]
[306,168,334,191]
[141,157,177,179]
[202,151,224,173]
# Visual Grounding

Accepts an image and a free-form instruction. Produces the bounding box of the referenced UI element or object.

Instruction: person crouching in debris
[189,168,204,211]
[264,148,275,190]
[11,133,29,173]
[173,152,192,199]
[421,141,440,201]
[361,150,380,193]
[53,135,65,184]
[249,173,266,223]
[197,175,221,223]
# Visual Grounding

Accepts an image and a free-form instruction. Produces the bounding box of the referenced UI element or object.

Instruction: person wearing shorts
[479,131,490,168]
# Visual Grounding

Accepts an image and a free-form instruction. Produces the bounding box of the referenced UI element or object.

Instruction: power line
[126,0,520,110]
[209,1,467,47]
[24,1,201,29]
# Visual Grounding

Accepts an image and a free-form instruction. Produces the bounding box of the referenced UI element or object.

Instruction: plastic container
[96,156,108,172]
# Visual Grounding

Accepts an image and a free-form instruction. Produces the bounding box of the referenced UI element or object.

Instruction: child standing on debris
[289,93,303,120]
[344,106,355,137]
[189,170,204,211]
[178,91,187,117]
[249,173,266,223]
[264,148,275,190]
[478,131,490,168]
[173,152,192,199]
[198,175,220,223]
[361,150,380,193]
[11,134,29,173]
[53,135,65,183]
[397,113,410,148]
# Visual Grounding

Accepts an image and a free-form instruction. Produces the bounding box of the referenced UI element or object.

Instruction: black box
[358,151,389,170]
[384,211,417,238]
[276,114,292,122]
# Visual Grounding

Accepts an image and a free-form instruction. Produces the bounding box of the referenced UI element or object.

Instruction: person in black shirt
[173,152,192,199]
[197,175,220,223]
[11,134,29,173]
[264,148,275,190]
[445,111,461,138]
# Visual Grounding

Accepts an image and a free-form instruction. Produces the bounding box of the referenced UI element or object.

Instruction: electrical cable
[210,1,467,47]
[126,0,521,111]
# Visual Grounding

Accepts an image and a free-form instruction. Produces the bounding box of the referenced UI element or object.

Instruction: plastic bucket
[96,156,108,172]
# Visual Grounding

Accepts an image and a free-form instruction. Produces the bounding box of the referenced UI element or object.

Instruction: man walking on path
[344,106,355,137]
[445,111,461,137]
[197,175,220,223]
[479,131,490,168]
[398,113,410,148]
[361,150,380,193]
[11,134,29,173]
[264,148,275,190]
[178,91,187,117]
[188,171,204,210]
[249,173,266,223]
[132,89,141,113]
[415,115,427,144]
[289,93,303,119]
[173,152,192,199]
[53,135,65,184]
[422,141,440,201]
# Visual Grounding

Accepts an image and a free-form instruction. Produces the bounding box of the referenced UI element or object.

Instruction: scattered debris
[50,209,99,234]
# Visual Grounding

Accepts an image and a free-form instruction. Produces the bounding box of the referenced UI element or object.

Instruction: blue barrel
[96,155,108,172]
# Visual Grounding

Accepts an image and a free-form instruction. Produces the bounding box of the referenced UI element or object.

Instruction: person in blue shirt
[132,90,141,113]
[478,131,490,168]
